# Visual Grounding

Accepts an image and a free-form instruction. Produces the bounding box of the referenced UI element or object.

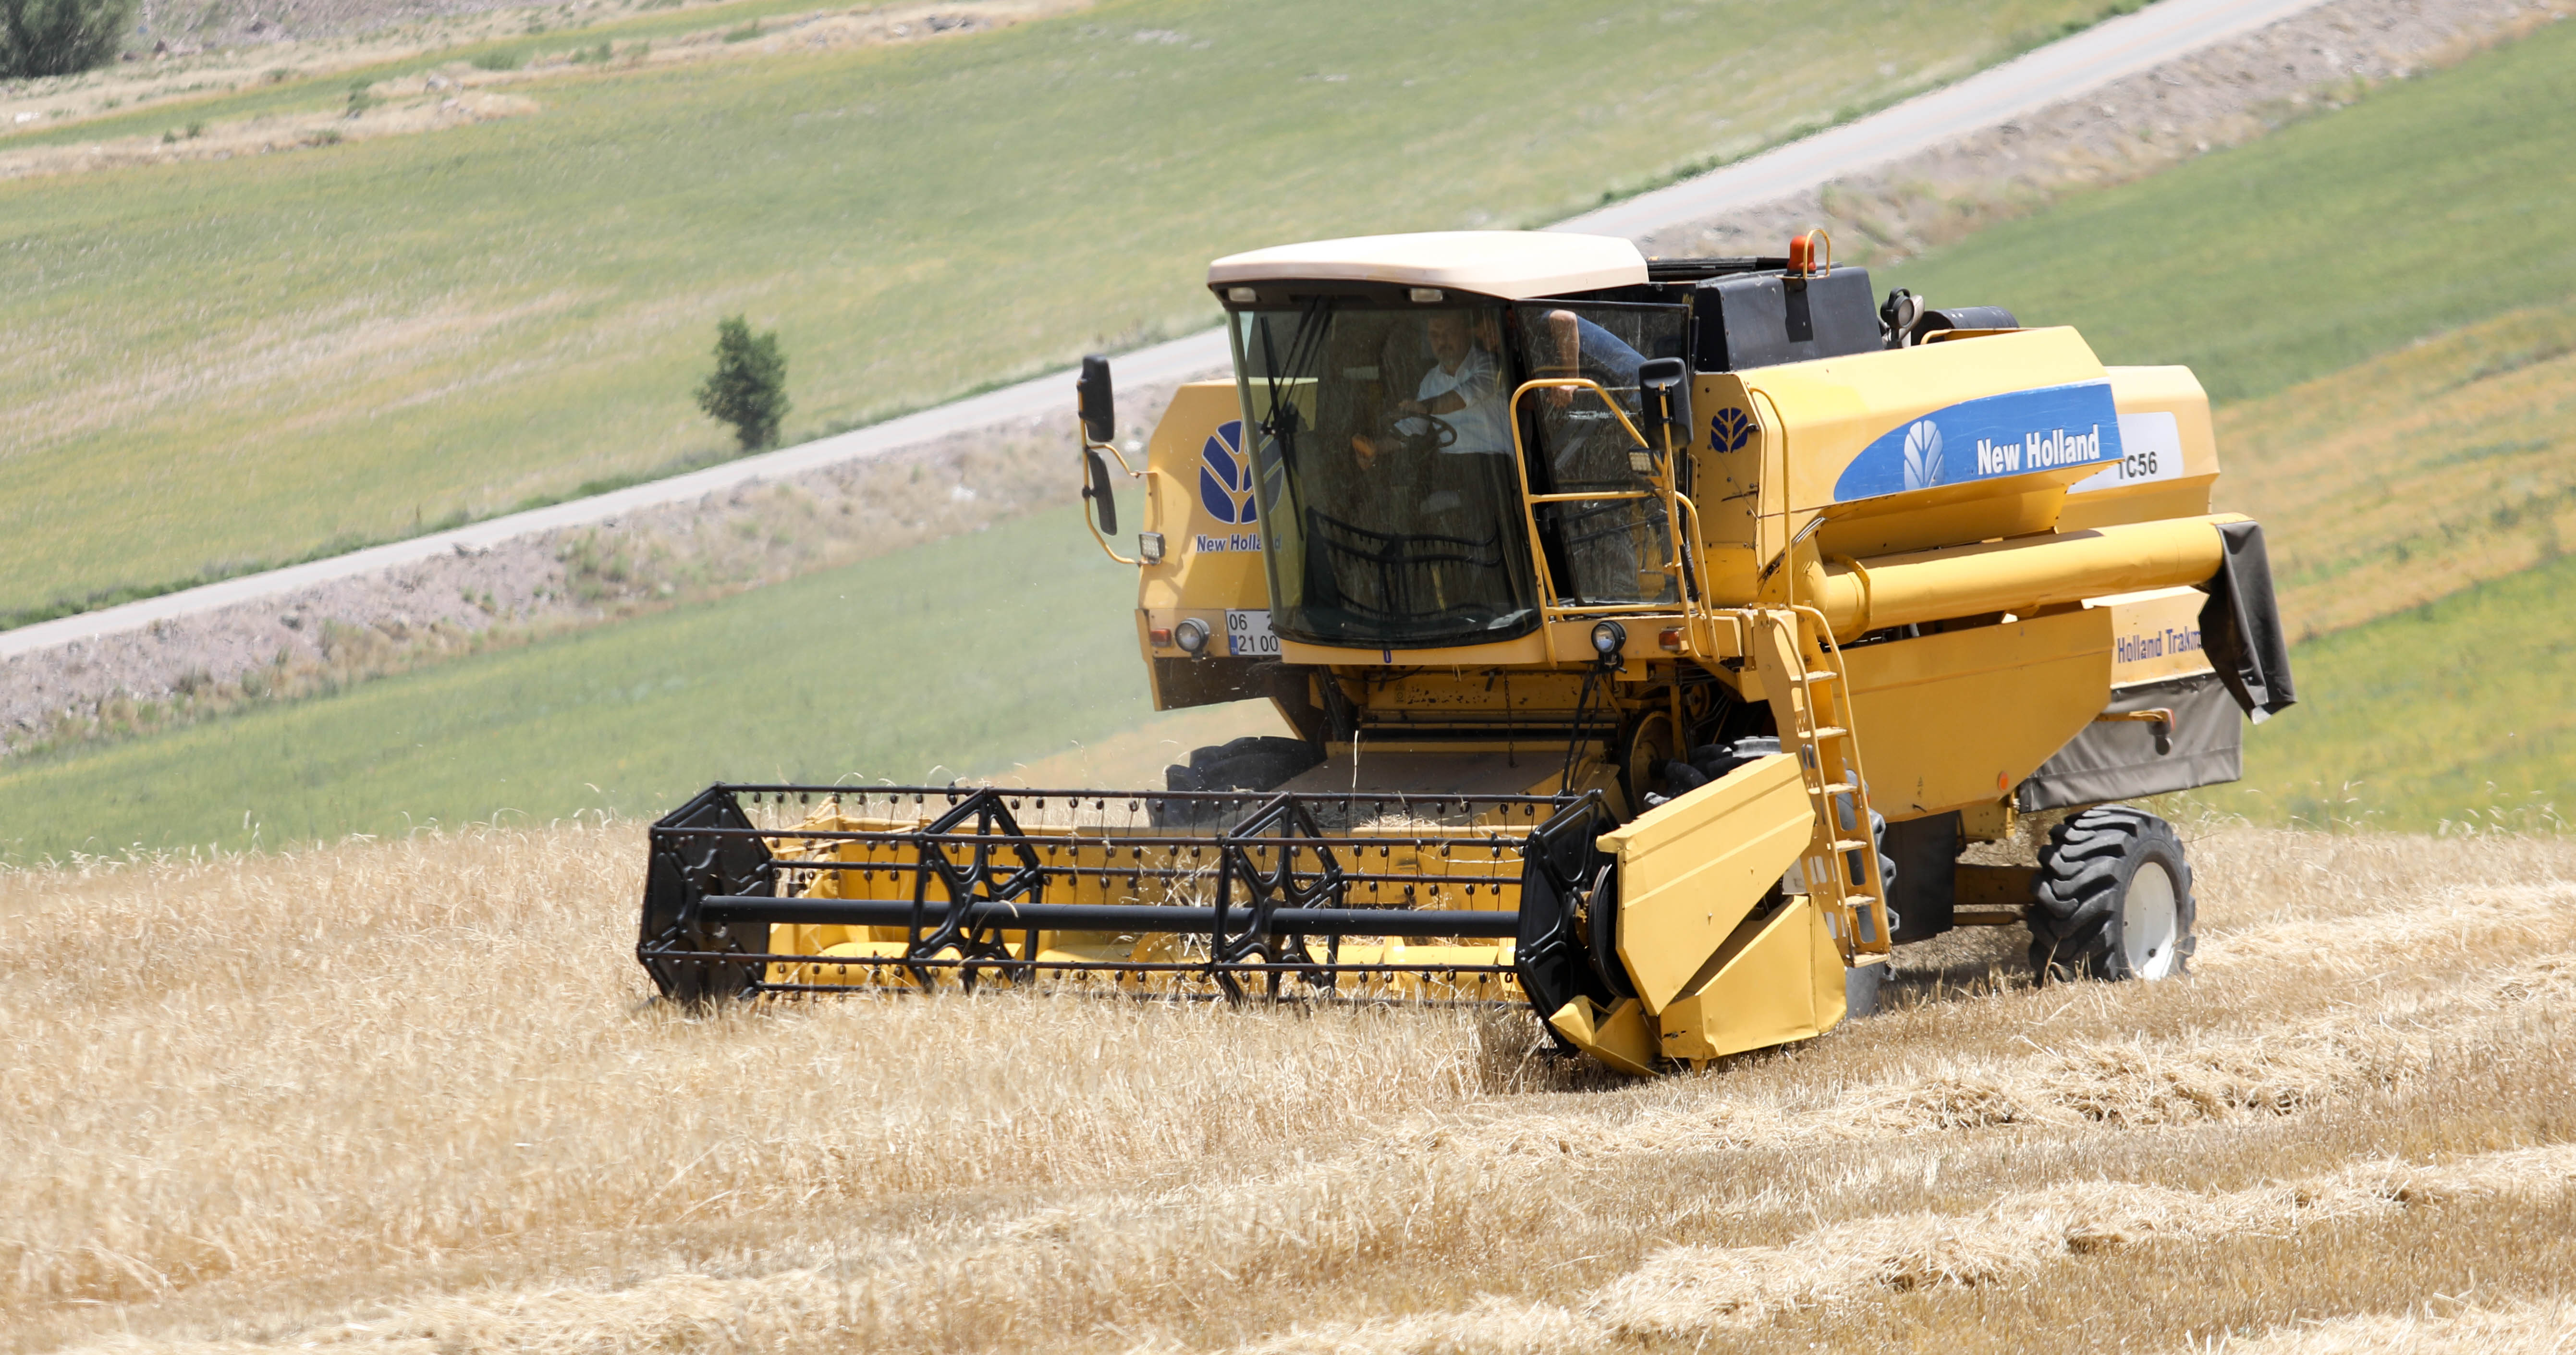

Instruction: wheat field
[3,819,2573,1353]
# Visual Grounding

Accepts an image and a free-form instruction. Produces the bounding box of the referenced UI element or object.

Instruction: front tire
[2028,806,2195,983]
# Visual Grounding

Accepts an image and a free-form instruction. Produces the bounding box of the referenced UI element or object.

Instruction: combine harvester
[636,231,2294,1074]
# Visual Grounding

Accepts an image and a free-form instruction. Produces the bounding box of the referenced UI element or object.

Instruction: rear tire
[1163,736,1323,794]
[1155,736,1325,828]
[2028,806,2195,983]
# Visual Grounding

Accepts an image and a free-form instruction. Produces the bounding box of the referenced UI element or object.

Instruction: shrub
[0,0,134,79]
[695,315,790,451]
[468,46,522,71]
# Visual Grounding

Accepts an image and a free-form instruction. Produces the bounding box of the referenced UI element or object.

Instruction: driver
[1395,310,1512,454]
[1352,310,1512,468]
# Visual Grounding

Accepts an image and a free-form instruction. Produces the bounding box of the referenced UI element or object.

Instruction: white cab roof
[1207,232,1648,301]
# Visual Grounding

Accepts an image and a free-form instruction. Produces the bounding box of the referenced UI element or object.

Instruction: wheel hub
[2124,860,2180,979]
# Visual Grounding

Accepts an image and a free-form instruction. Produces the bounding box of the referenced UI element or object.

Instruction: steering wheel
[1384,411,1457,458]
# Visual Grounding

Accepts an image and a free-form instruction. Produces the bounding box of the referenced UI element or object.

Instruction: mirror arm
[1080,508,1141,566]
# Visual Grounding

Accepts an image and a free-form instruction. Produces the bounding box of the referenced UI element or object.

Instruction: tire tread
[2027,806,2196,983]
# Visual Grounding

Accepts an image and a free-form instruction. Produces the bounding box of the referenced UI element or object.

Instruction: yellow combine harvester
[637,230,2294,1074]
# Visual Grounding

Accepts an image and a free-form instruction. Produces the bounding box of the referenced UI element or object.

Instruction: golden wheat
[2213,1297,2576,1352]
[3,823,2572,1353]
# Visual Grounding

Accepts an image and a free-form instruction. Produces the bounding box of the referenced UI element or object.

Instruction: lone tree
[0,0,134,78]
[695,315,790,452]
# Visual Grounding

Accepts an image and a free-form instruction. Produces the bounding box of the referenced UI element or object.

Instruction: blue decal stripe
[1832,380,2124,503]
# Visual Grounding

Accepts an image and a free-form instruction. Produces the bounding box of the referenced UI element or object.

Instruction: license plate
[1226,609,1279,658]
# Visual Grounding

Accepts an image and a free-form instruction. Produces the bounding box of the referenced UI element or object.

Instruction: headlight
[1174,618,1211,655]
[1589,620,1626,658]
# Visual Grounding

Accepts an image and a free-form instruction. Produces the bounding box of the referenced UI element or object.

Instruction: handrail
[1524,489,1660,504]
[1671,490,1709,606]
[1507,377,1657,450]
[1503,377,1711,641]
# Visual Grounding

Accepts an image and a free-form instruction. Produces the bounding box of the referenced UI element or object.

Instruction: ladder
[1750,607,1894,960]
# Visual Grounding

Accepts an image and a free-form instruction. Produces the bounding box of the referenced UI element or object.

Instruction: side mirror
[1637,357,1692,455]
[1077,354,1116,446]
[1083,447,1119,537]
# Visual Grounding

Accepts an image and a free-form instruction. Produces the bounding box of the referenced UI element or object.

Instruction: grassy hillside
[2183,293,2576,820]
[0,508,1159,860]
[11,16,2573,856]
[2215,297,2576,641]
[0,0,2117,619]
[1884,19,2576,404]
[1877,27,2576,830]
[2198,551,2575,834]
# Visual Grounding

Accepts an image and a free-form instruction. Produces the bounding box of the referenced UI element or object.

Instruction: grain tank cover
[1207,232,1648,301]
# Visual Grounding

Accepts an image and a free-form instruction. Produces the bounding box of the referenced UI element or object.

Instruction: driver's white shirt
[1408,348,1513,454]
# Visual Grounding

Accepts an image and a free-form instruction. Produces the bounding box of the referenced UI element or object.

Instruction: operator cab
[1204,231,1920,654]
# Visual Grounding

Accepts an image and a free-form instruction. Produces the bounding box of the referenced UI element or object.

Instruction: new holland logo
[1901,419,1943,491]
[1830,380,2124,502]
[1198,420,1256,526]
[1709,407,1754,453]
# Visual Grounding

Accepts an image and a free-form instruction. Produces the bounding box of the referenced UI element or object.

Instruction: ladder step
[1807,726,1849,740]
[1827,839,1872,852]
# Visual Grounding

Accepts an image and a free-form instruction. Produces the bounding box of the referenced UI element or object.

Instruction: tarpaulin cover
[2198,520,2298,723]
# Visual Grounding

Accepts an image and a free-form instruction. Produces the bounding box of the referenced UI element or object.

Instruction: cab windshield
[1232,299,1539,649]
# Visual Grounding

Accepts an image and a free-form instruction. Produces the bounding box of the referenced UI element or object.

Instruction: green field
[2210,295,2576,640]
[10,15,2572,858]
[1884,20,2576,403]
[0,0,2117,620]
[1877,27,2576,828]
[0,509,1148,861]
[2197,552,2575,833]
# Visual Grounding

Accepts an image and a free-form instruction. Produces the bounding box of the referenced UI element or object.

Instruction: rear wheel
[1164,736,1323,794]
[2028,806,2195,983]
[1154,736,1326,828]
